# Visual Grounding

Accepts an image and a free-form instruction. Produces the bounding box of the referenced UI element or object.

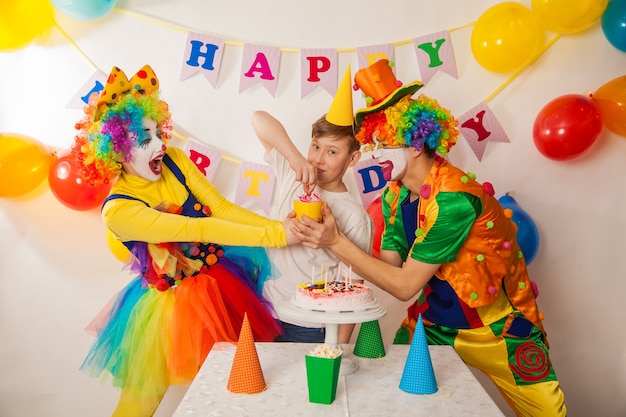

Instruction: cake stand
[277,298,386,375]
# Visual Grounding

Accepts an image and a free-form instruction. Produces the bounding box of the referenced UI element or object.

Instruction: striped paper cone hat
[227,313,267,394]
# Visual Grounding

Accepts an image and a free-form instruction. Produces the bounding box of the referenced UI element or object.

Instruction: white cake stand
[277,298,387,375]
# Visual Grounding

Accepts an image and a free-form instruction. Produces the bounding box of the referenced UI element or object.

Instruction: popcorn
[308,344,343,359]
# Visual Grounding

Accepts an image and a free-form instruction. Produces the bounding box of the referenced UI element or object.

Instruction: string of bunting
[55,6,562,212]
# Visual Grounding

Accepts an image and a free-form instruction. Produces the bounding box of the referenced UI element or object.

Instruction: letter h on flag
[181,32,225,88]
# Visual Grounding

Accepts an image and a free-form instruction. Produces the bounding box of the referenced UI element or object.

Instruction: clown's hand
[292,203,340,249]
[282,215,301,246]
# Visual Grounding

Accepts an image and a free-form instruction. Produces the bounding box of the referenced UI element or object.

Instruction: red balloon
[48,153,112,211]
[533,94,603,161]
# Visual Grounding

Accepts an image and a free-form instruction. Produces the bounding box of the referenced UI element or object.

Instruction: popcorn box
[293,200,324,220]
[305,353,342,404]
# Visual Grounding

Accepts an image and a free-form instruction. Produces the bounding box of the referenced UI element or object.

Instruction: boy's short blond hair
[311,115,360,153]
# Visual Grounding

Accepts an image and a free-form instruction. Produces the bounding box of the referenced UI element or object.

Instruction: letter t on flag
[235,161,275,214]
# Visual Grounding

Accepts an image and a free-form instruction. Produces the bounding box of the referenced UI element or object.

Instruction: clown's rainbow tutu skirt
[80,244,281,402]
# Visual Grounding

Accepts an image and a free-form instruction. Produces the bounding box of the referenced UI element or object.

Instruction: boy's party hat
[353,320,386,358]
[399,314,438,394]
[227,313,266,394]
[325,65,354,127]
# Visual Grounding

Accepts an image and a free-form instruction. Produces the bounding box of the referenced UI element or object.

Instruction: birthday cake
[295,280,374,310]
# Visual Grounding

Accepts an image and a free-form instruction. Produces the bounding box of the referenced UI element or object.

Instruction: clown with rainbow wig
[74,65,296,417]
[294,59,567,416]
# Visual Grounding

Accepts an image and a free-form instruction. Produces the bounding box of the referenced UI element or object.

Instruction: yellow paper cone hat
[325,65,354,127]
[227,313,267,394]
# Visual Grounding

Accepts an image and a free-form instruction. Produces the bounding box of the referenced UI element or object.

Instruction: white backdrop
[1,1,625,416]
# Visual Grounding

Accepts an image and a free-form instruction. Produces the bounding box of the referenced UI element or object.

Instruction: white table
[173,342,506,417]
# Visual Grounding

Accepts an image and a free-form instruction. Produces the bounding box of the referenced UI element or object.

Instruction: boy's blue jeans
[275,321,325,343]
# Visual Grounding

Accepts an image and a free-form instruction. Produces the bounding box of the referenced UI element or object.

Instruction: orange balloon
[0,133,55,198]
[592,75,626,137]
[105,228,131,263]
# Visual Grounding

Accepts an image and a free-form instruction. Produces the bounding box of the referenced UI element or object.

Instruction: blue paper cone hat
[399,314,438,394]
[353,320,386,358]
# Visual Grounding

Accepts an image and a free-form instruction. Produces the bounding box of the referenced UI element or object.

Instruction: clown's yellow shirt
[102,146,286,248]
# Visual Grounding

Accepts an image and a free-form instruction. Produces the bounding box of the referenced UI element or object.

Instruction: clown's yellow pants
[395,313,566,417]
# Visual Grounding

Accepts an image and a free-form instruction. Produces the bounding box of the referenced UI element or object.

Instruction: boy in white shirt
[251,68,373,343]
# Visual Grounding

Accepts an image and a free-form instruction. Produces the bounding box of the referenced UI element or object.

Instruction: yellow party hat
[227,313,267,394]
[325,65,354,127]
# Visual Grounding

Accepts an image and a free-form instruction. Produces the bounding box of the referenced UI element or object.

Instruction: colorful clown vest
[384,158,545,337]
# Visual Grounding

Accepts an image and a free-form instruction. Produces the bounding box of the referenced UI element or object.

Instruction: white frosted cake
[295,280,374,309]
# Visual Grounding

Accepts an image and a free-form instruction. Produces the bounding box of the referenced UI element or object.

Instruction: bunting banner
[180,32,225,88]
[357,43,396,70]
[65,12,517,163]
[457,102,510,161]
[66,69,107,109]
[234,160,275,214]
[352,157,387,209]
[300,48,338,99]
[413,30,458,84]
[184,140,223,181]
[239,43,281,97]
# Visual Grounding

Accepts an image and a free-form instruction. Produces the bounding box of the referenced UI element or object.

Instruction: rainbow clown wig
[355,94,459,158]
[71,65,172,185]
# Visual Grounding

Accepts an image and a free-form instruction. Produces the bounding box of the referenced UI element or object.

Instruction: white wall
[1,1,625,416]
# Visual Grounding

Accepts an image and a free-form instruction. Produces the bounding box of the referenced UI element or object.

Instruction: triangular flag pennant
[399,314,438,394]
[458,102,510,162]
[353,320,386,358]
[227,313,266,394]
[413,30,458,85]
[234,161,275,215]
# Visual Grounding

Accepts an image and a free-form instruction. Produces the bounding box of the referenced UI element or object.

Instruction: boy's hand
[291,158,317,194]
[292,203,340,249]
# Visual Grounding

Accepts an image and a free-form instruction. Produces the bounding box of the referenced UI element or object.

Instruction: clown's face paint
[373,142,408,182]
[121,118,166,182]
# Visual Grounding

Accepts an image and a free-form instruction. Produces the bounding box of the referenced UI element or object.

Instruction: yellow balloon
[106,228,131,263]
[0,0,54,51]
[532,0,609,34]
[0,133,55,198]
[471,2,545,74]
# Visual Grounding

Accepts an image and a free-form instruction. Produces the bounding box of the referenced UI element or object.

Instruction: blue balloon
[52,0,117,21]
[602,0,626,52]
[497,194,540,265]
